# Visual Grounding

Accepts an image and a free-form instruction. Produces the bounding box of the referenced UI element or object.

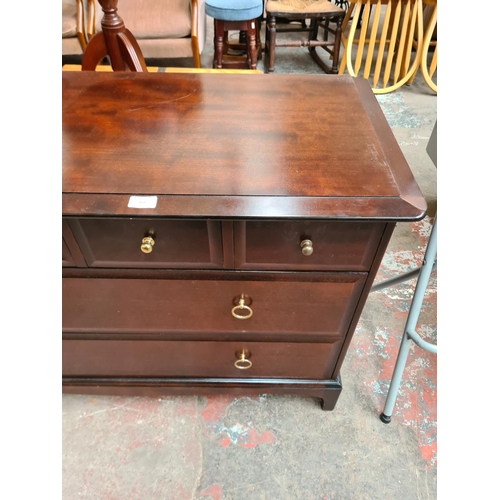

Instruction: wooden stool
[206,0,263,69]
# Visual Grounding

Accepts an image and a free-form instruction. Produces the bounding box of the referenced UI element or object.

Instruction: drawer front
[66,218,223,269]
[62,220,86,268]
[62,274,366,339]
[62,239,76,267]
[62,339,342,379]
[234,220,385,271]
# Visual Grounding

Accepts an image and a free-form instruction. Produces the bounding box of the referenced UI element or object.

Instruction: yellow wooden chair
[420,0,437,92]
[339,0,424,94]
[406,0,437,92]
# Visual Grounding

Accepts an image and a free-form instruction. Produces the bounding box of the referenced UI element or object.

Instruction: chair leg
[214,19,224,69]
[265,15,277,73]
[307,14,345,74]
[323,18,330,42]
[247,20,257,69]
[307,18,320,64]
[331,16,343,74]
[257,17,263,60]
[309,17,319,41]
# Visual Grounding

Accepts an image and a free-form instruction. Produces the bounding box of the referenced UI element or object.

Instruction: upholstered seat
[62,0,86,55]
[205,0,263,21]
[89,0,207,66]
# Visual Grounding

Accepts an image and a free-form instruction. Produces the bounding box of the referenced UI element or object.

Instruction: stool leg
[223,30,229,56]
[257,17,263,60]
[380,216,438,424]
[214,19,224,69]
[265,15,277,73]
[247,20,257,69]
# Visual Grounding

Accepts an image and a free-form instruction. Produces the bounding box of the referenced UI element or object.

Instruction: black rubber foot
[380,413,392,424]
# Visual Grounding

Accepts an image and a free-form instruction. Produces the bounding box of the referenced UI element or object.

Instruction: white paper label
[127,196,158,209]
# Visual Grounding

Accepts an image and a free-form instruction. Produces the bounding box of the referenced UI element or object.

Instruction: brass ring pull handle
[141,236,155,254]
[231,297,253,320]
[300,239,313,256]
[234,350,252,370]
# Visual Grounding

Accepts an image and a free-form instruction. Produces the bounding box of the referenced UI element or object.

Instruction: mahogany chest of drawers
[62,72,426,410]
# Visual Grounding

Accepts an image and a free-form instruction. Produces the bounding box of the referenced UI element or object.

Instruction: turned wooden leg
[256,17,263,60]
[214,19,224,69]
[223,30,229,56]
[266,15,277,73]
[331,15,344,74]
[247,20,257,69]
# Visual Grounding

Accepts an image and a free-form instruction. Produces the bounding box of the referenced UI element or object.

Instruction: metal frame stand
[371,216,437,424]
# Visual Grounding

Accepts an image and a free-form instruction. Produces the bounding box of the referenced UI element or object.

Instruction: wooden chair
[62,0,87,56]
[419,0,437,92]
[264,0,346,74]
[339,0,424,94]
[406,0,436,92]
[81,0,147,71]
[87,0,207,68]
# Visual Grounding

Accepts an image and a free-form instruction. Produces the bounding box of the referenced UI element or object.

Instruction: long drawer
[62,339,342,379]
[62,273,366,340]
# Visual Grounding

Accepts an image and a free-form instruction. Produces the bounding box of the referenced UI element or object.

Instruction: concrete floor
[62,17,437,500]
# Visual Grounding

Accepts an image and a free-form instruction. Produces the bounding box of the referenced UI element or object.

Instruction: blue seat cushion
[205,0,263,21]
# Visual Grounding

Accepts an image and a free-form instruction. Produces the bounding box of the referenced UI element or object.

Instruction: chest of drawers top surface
[62,72,425,220]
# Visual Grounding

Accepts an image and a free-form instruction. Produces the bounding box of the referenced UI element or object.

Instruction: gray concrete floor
[62,17,437,500]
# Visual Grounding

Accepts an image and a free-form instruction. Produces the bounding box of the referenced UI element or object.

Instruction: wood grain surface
[62,72,426,220]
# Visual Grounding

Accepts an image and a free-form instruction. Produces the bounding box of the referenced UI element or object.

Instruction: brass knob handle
[234,350,252,370]
[231,296,253,320]
[301,239,313,256]
[141,236,155,254]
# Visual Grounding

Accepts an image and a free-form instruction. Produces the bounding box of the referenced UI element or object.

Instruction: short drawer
[234,220,385,271]
[66,218,223,269]
[62,220,86,268]
[62,238,76,267]
[62,339,342,379]
[62,273,366,340]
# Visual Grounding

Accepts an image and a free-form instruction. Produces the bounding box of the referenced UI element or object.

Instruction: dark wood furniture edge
[330,222,396,378]
[62,268,368,281]
[62,331,347,343]
[63,194,425,220]
[62,376,343,411]
[353,78,427,217]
